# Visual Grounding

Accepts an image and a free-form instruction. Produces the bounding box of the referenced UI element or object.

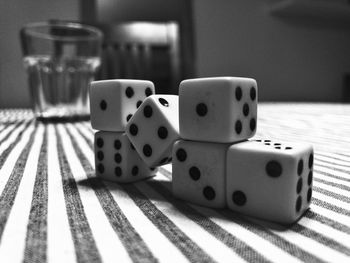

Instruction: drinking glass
[20,21,103,121]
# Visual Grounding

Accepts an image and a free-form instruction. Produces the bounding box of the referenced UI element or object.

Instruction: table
[0,104,349,263]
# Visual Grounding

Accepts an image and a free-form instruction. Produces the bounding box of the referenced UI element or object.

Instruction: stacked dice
[90,79,159,183]
[125,94,180,168]
[173,77,314,224]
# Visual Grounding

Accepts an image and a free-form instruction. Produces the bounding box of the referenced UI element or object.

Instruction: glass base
[36,114,90,123]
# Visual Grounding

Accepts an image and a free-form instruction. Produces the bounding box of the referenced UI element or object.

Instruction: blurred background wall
[193,0,350,102]
[1,0,350,107]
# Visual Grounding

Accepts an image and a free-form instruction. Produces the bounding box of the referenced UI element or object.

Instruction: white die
[172,140,229,208]
[90,79,155,131]
[126,95,179,167]
[95,131,157,183]
[226,139,314,224]
[179,77,257,143]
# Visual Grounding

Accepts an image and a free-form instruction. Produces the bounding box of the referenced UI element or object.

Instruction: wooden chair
[97,22,181,94]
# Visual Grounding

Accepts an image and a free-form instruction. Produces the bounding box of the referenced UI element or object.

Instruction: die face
[90,79,155,131]
[179,77,257,143]
[90,81,122,131]
[126,95,180,167]
[172,140,228,208]
[94,131,156,183]
[226,140,313,224]
[120,80,155,127]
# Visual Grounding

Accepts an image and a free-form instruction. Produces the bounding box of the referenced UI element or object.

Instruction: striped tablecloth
[0,104,349,263]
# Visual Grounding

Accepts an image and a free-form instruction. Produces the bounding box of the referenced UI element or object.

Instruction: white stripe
[312,191,350,211]
[81,122,95,134]
[193,206,304,263]
[156,172,302,263]
[47,125,76,263]
[317,151,350,162]
[66,124,190,263]
[310,205,350,228]
[161,164,172,173]
[315,170,350,188]
[159,169,350,260]
[57,125,132,263]
[315,160,350,173]
[107,183,189,263]
[313,181,350,198]
[0,122,28,156]
[315,166,350,183]
[270,227,350,262]
[136,180,248,263]
[75,123,94,140]
[298,217,350,249]
[65,125,94,163]
[316,156,350,168]
[0,124,34,195]
[0,123,17,141]
[0,125,44,262]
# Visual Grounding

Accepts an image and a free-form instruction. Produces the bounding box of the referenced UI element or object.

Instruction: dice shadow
[76,176,171,203]
[221,209,308,231]
[77,176,302,232]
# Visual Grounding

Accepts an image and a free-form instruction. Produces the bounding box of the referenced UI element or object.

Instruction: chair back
[98,22,181,94]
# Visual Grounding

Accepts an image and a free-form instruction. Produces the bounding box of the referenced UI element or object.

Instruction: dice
[95,131,157,183]
[126,95,180,167]
[226,139,314,224]
[179,77,257,143]
[172,140,229,208]
[90,79,155,131]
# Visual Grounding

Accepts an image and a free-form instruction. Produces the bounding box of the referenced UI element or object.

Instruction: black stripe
[312,198,350,217]
[291,224,350,256]
[81,112,350,261]
[221,210,325,262]
[314,177,350,192]
[0,121,26,125]
[313,186,350,203]
[81,122,93,134]
[158,167,172,180]
[163,166,346,206]
[0,121,33,169]
[74,124,93,149]
[0,121,24,146]
[146,180,271,263]
[72,122,215,262]
[23,127,48,263]
[55,126,102,263]
[80,123,95,135]
[0,121,14,135]
[0,126,7,134]
[122,184,216,263]
[315,168,350,183]
[304,210,350,235]
[65,125,158,263]
[157,169,326,263]
[69,124,216,262]
[329,152,350,158]
[316,153,350,164]
[315,165,350,182]
[0,123,37,241]
[220,209,326,263]
[316,157,350,168]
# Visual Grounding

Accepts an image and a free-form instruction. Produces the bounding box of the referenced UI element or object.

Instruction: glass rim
[21,21,103,42]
